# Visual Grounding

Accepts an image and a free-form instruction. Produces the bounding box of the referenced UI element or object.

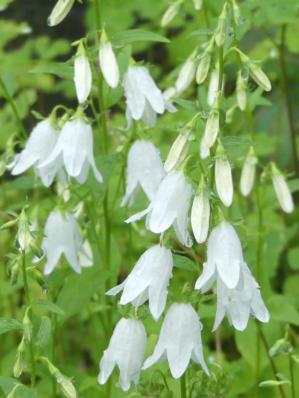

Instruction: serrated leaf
[111,29,169,46]
[0,318,23,335]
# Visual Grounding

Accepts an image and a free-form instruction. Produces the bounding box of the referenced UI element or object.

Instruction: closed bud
[17,209,34,253]
[232,0,242,25]
[175,53,197,94]
[240,146,257,197]
[239,51,271,92]
[13,337,26,378]
[10,263,20,285]
[215,143,233,207]
[200,95,220,159]
[191,180,210,243]
[164,132,190,173]
[22,307,32,343]
[215,2,228,47]
[74,41,92,104]
[196,39,214,85]
[236,70,247,111]
[193,0,202,10]
[99,29,119,89]
[269,338,293,358]
[161,2,181,27]
[47,0,75,27]
[271,163,294,213]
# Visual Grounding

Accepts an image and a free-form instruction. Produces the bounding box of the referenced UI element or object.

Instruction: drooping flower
[107,245,173,320]
[126,171,193,247]
[123,65,175,127]
[98,29,119,89]
[39,115,102,184]
[73,42,92,104]
[195,222,244,290]
[240,146,257,197]
[98,318,147,391]
[121,140,165,207]
[41,210,92,275]
[271,162,294,213]
[213,263,270,331]
[215,143,233,207]
[11,119,58,187]
[47,0,75,27]
[175,53,197,95]
[143,303,209,378]
[164,132,190,173]
[191,183,210,244]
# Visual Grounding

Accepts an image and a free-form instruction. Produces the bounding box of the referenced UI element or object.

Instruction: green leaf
[111,29,170,46]
[56,267,108,319]
[33,299,65,315]
[35,316,52,349]
[30,62,73,79]
[268,295,299,326]
[288,247,299,270]
[0,318,22,335]
[0,377,37,397]
[173,254,197,272]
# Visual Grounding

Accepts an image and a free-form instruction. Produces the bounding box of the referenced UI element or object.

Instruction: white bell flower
[213,263,270,331]
[11,119,58,187]
[191,186,210,244]
[271,162,294,213]
[240,146,257,197]
[175,54,197,94]
[39,116,102,184]
[106,245,173,320]
[98,318,147,391]
[74,42,92,104]
[215,144,233,207]
[121,140,165,207]
[42,210,90,275]
[195,222,244,290]
[123,65,175,127]
[126,171,193,247]
[143,303,209,378]
[99,29,119,89]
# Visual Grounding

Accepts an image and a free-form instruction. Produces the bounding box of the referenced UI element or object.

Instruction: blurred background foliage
[0,0,299,397]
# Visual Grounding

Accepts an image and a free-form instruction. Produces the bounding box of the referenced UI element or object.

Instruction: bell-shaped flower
[98,318,147,391]
[11,119,58,187]
[213,263,270,331]
[215,143,233,207]
[191,181,210,244]
[41,210,91,275]
[47,0,75,26]
[99,29,119,89]
[121,140,165,207]
[195,222,244,290]
[240,146,257,197]
[143,303,209,378]
[271,162,294,213]
[39,114,102,184]
[106,245,173,320]
[123,65,175,127]
[175,53,197,95]
[74,42,92,104]
[164,132,190,173]
[126,171,193,247]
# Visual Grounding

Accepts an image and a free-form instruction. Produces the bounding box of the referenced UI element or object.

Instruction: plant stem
[289,355,296,398]
[21,251,36,387]
[217,45,224,93]
[257,322,286,398]
[0,76,27,139]
[180,373,187,398]
[278,24,299,176]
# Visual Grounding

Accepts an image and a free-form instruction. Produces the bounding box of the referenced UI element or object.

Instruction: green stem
[289,355,296,398]
[217,45,224,93]
[180,373,187,398]
[278,24,299,176]
[257,323,286,398]
[21,251,36,387]
[0,77,27,139]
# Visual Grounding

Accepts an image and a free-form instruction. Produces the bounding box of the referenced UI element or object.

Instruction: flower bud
[191,181,210,243]
[22,307,32,343]
[196,39,214,85]
[271,163,294,213]
[99,29,119,89]
[215,143,233,207]
[74,42,92,104]
[17,209,34,253]
[161,2,181,27]
[200,94,220,159]
[232,0,242,25]
[13,337,26,378]
[236,70,247,111]
[215,2,228,47]
[175,54,197,94]
[193,0,202,10]
[239,51,271,92]
[47,0,75,27]
[240,146,257,197]
[164,132,190,173]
